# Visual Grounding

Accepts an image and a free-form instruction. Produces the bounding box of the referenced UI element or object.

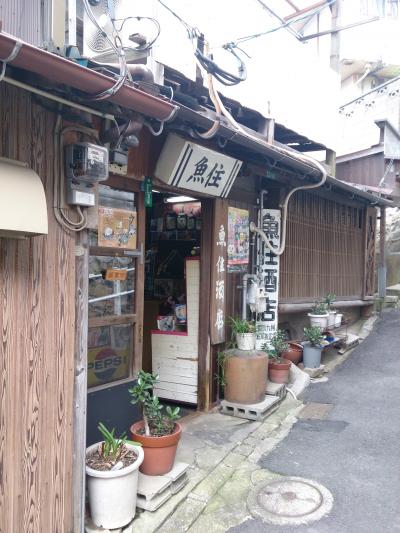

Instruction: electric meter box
[65,143,109,206]
[66,143,109,182]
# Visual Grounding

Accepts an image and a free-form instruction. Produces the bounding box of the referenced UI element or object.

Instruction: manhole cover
[248,477,333,525]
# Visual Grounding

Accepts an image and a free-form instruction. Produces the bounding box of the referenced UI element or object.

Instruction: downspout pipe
[378,206,387,298]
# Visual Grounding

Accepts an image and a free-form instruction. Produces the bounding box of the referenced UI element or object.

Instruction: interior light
[152,189,161,193]
[164,195,197,203]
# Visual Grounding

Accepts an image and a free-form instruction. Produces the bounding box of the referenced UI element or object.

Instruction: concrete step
[386,283,400,297]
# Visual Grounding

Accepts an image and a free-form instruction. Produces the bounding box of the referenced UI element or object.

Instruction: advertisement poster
[87,325,131,387]
[98,207,137,249]
[227,207,250,272]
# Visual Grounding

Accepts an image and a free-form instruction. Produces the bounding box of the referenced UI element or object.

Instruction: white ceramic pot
[86,442,144,529]
[307,313,329,329]
[335,313,343,327]
[236,333,256,351]
[328,310,337,327]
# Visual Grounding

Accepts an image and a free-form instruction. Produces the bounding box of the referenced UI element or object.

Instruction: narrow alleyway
[231,309,400,533]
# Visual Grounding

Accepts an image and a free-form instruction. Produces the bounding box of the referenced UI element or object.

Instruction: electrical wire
[112,16,161,52]
[83,0,128,101]
[222,0,337,49]
[195,44,247,86]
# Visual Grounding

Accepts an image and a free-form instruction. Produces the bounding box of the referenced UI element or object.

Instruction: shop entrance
[86,180,206,445]
[142,191,202,408]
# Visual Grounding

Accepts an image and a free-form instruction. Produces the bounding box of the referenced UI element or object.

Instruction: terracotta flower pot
[224,349,268,404]
[130,421,182,476]
[268,359,291,384]
[282,342,303,365]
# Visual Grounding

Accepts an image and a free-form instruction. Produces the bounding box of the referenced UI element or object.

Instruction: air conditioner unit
[83,0,154,62]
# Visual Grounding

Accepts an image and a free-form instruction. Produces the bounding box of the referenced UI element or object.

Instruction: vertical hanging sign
[143,176,153,208]
[256,209,281,350]
[210,200,228,345]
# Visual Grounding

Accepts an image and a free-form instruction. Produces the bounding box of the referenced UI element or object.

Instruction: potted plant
[303,325,324,368]
[308,301,329,329]
[129,371,182,476]
[85,423,144,530]
[229,316,256,350]
[325,293,337,327]
[282,341,303,365]
[263,330,291,384]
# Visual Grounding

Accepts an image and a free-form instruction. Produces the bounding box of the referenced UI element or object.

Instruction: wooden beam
[284,0,327,21]
[72,230,89,533]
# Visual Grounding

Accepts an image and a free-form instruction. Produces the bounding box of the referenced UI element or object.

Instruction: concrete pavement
[231,309,400,532]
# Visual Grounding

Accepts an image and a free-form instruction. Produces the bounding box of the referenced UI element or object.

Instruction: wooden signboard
[98,207,137,249]
[210,199,228,345]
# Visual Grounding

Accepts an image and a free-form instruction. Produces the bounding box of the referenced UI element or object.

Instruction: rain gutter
[176,103,393,207]
[0,31,178,122]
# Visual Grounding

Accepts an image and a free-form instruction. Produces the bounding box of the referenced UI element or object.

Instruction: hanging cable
[83,0,128,101]
[0,39,22,82]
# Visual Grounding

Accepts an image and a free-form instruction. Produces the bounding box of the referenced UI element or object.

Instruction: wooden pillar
[72,230,89,533]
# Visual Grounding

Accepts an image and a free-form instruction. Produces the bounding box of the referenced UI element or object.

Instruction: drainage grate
[247,476,333,526]
[298,402,333,420]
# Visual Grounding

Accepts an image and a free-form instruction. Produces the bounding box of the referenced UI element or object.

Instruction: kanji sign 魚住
[155,135,242,198]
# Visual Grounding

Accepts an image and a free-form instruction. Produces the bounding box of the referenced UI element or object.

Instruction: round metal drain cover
[248,476,333,526]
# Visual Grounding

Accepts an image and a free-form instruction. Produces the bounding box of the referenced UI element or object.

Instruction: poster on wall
[98,207,137,249]
[255,209,281,350]
[227,207,250,273]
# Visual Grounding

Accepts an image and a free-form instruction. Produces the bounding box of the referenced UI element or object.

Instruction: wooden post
[73,230,89,533]
[198,199,213,411]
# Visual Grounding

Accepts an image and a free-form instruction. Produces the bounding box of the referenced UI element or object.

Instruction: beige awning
[0,158,48,238]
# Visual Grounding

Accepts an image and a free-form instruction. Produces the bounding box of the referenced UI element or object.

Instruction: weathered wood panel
[0,84,75,532]
[280,191,365,302]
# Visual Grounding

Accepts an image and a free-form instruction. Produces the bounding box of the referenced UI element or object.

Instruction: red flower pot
[282,342,303,365]
[130,421,182,476]
[268,359,291,383]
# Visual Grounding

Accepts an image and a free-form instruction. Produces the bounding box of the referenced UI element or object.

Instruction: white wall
[340,0,400,65]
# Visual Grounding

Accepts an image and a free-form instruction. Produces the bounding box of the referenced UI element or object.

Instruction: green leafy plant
[215,351,230,389]
[262,329,289,363]
[129,370,180,437]
[228,316,256,334]
[97,422,141,465]
[324,293,336,309]
[303,325,324,347]
[310,301,328,315]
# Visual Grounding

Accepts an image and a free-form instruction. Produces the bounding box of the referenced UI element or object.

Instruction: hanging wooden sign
[210,199,228,345]
[104,268,128,281]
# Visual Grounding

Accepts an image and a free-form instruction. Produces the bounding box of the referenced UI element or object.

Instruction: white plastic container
[328,310,337,327]
[335,313,343,327]
[307,313,329,329]
[86,442,144,529]
[236,333,256,351]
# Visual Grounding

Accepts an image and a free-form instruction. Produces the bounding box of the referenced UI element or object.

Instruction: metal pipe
[3,75,115,120]
[279,299,373,313]
[378,206,387,298]
[89,289,135,304]
[0,31,178,122]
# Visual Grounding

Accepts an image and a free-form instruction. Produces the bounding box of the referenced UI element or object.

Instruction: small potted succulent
[229,316,256,350]
[325,293,337,327]
[263,330,291,384]
[85,423,144,530]
[303,325,324,368]
[307,301,329,329]
[129,371,181,476]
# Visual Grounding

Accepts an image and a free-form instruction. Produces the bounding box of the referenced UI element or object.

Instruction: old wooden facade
[0,57,390,533]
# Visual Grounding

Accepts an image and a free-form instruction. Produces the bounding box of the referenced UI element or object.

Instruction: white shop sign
[256,209,281,350]
[155,134,242,198]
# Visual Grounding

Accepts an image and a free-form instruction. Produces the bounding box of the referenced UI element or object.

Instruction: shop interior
[142,191,202,404]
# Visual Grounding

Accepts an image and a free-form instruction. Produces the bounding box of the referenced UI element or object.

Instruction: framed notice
[98,207,137,249]
[227,207,249,273]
